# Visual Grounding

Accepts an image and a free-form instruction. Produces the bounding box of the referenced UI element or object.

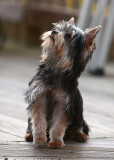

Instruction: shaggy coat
[25,18,101,149]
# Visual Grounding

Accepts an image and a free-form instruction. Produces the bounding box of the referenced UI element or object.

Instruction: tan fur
[61,61,72,69]
[57,56,72,71]
[48,139,64,149]
[41,30,64,62]
[50,113,67,139]
[75,131,88,142]
[41,32,53,61]
[49,113,67,149]
[58,44,64,56]
[32,95,47,146]
[52,89,67,107]
[88,41,95,52]
[84,41,95,59]
[41,30,72,71]
[54,32,64,50]
[48,89,68,148]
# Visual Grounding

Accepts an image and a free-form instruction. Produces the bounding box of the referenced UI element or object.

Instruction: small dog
[25,17,101,149]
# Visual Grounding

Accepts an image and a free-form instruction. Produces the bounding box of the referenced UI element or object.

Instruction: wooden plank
[0,138,114,158]
[0,131,23,142]
[0,114,27,139]
[0,66,114,140]
[0,158,112,160]
[0,50,114,159]
[0,92,114,140]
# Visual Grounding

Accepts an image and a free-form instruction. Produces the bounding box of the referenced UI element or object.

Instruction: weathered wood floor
[0,50,114,159]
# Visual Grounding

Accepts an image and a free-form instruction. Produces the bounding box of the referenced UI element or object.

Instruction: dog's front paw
[48,140,64,149]
[75,132,88,142]
[34,135,47,147]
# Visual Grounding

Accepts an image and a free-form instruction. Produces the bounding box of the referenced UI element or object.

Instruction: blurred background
[0,0,114,75]
[0,0,114,142]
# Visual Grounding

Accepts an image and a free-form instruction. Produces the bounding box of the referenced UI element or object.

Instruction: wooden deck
[0,49,114,159]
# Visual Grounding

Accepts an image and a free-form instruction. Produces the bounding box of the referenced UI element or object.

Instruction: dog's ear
[85,26,101,48]
[68,17,74,24]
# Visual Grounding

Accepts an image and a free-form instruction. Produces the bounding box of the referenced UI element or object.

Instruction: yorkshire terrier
[25,17,101,149]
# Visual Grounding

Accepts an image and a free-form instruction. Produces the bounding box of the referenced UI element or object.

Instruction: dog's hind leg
[75,119,89,142]
[25,117,33,142]
[74,110,89,142]
[71,88,90,142]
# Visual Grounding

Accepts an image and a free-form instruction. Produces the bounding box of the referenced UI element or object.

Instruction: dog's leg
[75,91,89,142]
[48,112,67,149]
[48,90,68,149]
[75,121,89,142]
[75,128,88,142]
[75,119,89,142]
[74,89,89,142]
[32,100,47,147]
[25,117,33,141]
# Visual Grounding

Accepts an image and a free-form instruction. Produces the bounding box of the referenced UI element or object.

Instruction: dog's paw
[25,133,33,142]
[75,132,88,142]
[48,140,64,149]
[34,135,47,147]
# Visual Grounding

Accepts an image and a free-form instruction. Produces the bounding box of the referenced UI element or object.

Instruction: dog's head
[41,18,101,76]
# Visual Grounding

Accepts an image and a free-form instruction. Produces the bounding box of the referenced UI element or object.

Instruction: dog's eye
[51,30,57,40]
[51,30,57,35]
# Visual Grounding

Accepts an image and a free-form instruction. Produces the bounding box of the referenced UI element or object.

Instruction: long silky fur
[25,20,96,140]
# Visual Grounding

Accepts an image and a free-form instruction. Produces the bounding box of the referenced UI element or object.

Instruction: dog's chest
[46,88,68,120]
